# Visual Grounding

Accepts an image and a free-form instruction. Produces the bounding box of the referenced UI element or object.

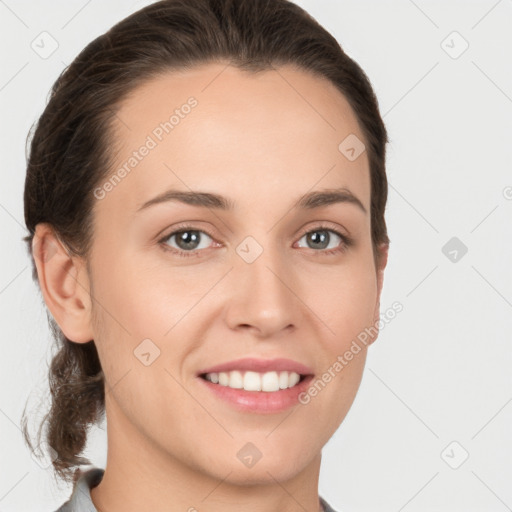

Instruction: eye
[158,225,216,258]
[295,225,353,255]
[158,222,354,258]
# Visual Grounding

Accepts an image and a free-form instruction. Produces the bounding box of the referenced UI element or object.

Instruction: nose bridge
[239,235,290,299]
[229,233,297,333]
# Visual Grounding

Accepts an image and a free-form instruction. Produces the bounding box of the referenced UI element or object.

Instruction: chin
[211,448,317,486]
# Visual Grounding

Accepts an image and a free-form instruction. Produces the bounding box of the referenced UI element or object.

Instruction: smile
[201,370,304,392]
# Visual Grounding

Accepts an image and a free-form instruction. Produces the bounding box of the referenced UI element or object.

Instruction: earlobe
[32,223,94,344]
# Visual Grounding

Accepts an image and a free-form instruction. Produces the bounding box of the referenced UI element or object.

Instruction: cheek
[89,253,210,393]
[92,248,189,338]
[303,259,378,347]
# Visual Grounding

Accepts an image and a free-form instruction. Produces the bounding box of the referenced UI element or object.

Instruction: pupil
[309,230,329,249]
[178,231,199,250]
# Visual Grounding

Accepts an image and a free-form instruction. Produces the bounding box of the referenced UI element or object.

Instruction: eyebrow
[136,187,367,214]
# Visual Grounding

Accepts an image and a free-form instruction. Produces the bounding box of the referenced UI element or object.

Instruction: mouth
[199,370,311,392]
[197,369,315,414]
[195,357,315,412]
[196,356,315,393]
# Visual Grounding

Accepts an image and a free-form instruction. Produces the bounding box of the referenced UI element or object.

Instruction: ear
[368,242,389,346]
[32,223,94,344]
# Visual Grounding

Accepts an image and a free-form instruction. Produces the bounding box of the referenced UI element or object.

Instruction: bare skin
[33,62,388,512]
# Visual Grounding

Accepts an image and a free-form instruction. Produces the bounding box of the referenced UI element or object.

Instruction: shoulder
[53,467,104,512]
[320,495,340,512]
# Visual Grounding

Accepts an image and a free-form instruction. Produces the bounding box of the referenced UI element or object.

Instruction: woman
[22,0,390,510]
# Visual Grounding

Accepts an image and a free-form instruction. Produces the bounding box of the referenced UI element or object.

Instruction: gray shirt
[55,467,339,512]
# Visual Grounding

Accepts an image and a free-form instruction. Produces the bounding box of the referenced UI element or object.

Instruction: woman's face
[85,62,387,483]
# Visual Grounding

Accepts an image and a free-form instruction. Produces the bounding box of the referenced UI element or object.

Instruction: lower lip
[197,375,314,414]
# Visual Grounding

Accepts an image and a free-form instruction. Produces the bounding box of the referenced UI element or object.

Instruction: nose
[225,240,300,338]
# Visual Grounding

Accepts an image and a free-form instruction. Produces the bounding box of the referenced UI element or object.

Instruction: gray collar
[55,467,103,512]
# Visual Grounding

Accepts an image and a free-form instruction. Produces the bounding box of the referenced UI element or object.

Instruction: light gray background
[1,1,511,511]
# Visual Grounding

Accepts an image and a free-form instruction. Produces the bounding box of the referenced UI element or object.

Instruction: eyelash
[157,222,354,258]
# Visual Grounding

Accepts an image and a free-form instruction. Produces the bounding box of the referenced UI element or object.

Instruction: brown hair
[21,0,389,486]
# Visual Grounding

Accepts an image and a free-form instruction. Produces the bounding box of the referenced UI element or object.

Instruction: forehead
[101,62,370,217]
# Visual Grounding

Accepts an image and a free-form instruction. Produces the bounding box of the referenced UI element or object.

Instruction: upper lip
[198,357,314,376]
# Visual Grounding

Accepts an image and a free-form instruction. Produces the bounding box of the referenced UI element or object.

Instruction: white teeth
[279,371,289,389]
[262,371,280,392]
[289,372,300,387]
[244,371,262,391]
[229,370,243,389]
[204,370,302,392]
